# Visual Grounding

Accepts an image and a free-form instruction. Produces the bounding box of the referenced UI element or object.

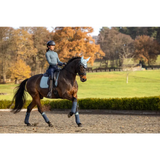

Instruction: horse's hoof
[48,122,53,127]
[78,123,82,127]
[33,122,38,126]
[68,112,73,118]
[27,123,32,126]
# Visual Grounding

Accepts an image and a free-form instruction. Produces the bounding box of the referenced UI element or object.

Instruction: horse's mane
[61,57,81,70]
[67,56,81,64]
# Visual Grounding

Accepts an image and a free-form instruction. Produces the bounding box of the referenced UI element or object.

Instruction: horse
[10,56,90,127]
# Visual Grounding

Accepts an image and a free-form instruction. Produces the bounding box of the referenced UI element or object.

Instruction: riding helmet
[47,40,55,46]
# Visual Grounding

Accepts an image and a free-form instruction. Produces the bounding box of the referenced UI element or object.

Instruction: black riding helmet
[47,40,55,46]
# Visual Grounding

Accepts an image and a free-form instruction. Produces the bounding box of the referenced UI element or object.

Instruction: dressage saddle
[43,68,61,97]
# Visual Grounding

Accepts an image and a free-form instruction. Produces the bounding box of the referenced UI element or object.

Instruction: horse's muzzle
[80,75,87,82]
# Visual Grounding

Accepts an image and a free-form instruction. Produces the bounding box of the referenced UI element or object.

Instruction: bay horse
[11,56,90,127]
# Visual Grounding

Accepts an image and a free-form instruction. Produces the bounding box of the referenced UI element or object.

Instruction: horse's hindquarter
[26,74,48,97]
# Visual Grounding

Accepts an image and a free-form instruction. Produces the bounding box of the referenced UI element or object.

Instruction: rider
[46,40,66,98]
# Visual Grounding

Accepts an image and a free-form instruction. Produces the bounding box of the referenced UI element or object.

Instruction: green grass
[0,83,19,100]
[77,70,160,98]
[1,70,160,100]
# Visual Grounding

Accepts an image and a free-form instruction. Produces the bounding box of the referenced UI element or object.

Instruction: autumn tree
[117,33,134,67]
[98,27,134,67]
[25,27,52,74]
[5,28,39,78]
[10,59,31,84]
[10,28,38,61]
[51,27,105,65]
[134,35,160,65]
[0,27,14,83]
[0,27,39,82]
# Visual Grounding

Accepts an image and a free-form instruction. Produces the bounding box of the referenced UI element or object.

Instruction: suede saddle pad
[40,71,60,89]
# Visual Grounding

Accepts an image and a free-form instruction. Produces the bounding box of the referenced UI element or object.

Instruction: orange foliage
[11,29,37,59]
[10,59,31,80]
[52,27,105,65]
[134,35,160,64]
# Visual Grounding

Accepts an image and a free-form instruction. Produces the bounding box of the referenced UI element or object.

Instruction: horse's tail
[11,79,28,113]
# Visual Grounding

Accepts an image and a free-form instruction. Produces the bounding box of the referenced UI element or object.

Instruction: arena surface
[0,110,159,133]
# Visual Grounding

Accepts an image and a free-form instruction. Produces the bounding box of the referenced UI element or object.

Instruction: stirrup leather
[47,79,53,98]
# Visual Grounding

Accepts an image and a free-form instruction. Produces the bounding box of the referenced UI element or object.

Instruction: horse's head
[78,56,90,82]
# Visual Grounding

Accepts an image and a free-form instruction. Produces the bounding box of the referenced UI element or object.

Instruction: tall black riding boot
[47,79,53,98]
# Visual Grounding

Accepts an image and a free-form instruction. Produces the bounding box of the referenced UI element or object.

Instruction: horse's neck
[62,60,78,79]
[67,60,77,74]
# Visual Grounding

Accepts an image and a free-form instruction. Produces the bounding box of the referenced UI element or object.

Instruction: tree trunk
[15,78,18,84]
[148,60,150,66]
[1,61,6,83]
[2,73,6,84]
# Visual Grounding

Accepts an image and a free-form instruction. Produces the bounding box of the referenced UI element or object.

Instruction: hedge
[1,96,160,111]
[0,100,50,109]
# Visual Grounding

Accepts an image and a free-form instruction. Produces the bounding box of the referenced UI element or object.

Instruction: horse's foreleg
[75,107,82,127]
[68,97,82,127]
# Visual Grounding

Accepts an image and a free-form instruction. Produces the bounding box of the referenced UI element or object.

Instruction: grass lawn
[0,70,160,100]
[77,70,160,98]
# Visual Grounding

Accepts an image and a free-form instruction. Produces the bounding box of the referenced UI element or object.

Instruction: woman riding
[46,40,66,98]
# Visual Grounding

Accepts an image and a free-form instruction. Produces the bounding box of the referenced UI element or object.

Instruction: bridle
[65,60,87,77]
[78,62,87,76]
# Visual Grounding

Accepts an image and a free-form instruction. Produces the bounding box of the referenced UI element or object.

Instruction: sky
[90,24,102,36]
[12,24,111,36]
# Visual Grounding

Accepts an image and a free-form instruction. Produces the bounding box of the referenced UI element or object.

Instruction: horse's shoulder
[73,80,78,88]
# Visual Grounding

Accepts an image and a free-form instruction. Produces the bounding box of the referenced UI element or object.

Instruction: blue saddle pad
[40,76,49,88]
[40,71,60,89]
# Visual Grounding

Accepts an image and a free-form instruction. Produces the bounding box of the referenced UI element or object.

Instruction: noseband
[78,71,86,76]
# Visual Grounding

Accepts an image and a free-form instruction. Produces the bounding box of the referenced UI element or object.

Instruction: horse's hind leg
[35,96,53,127]
[24,100,36,126]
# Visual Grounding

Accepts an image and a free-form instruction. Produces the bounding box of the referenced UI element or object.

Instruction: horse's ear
[86,57,90,62]
[81,56,84,60]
